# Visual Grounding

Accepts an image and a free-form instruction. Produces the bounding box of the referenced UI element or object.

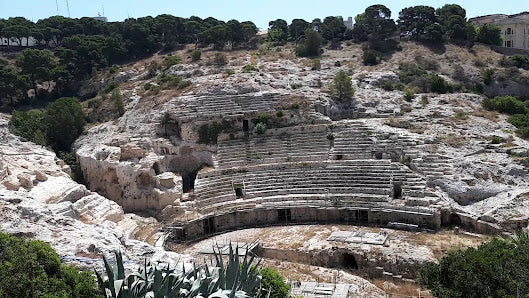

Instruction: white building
[470,12,529,50]
[344,17,353,29]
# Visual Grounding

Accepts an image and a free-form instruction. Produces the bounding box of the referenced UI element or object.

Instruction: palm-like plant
[95,243,267,298]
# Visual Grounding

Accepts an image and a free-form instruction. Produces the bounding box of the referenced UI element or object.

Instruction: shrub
[483,96,527,115]
[311,59,321,70]
[509,54,529,70]
[144,83,153,90]
[508,113,529,128]
[483,68,495,85]
[101,80,119,94]
[255,122,266,134]
[418,234,529,298]
[259,268,291,298]
[9,109,48,146]
[225,69,235,76]
[404,89,415,102]
[253,113,273,125]
[163,55,180,68]
[146,61,160,78]
[398,62,427,84]
[362,49,379,66]
[330,70,355,101]
[191,49,202,61]
[242,64,258,72]
[214,53,227,66]
[517,127,529,139]
[0,232,100,298]
[276,110,284,117]
[380,80,404,91]
[156,74,190,90]
[46,97,86,152]
[327,133,335,140]
[429,74,452,94]
[295,29,322,57]
[110,89,125,116]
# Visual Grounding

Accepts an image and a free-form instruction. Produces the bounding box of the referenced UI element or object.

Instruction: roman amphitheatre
[2,36,529,297]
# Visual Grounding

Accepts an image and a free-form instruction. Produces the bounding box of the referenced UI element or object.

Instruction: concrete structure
[470,12,529,50]
[344,17,354,29]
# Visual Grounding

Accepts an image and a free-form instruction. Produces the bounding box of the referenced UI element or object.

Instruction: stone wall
[166,205,441,242]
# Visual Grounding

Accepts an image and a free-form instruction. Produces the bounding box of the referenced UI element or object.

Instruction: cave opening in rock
[375,152,383,160]
[203,217,216,234]
[393,183,402,200]
[153,162,161,175]
[278,209,292,223]
[182,169,200,193]
[243,120,249,132]
[342,253,358,270]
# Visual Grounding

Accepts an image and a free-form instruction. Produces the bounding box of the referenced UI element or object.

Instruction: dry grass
[441,133,467,148]
[472,109,499,121]
[373,279,428,297]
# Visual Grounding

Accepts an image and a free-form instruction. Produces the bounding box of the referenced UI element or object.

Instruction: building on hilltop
[470,12,529,49]
[344,17,354,29]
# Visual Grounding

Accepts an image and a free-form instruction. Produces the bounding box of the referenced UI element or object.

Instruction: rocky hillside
[2,41,529,272]
[75,42,529,230]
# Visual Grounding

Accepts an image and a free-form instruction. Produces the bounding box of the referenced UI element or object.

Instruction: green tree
[268,19,289,44]
[9,109,48,146]
[45,97,86,152]
[436,4,468,41]
[0,232,101,298]
[476,23,502,46]
[16,49,60,89]
[289,19,310,44]
[398,6,438,41]
[330,70,355,101]
[322,16,346,41]
[418,234,529,298]
[423,23,444,44]
[260,268,291,298]
[295,28,323,57]
[0,65,30,106]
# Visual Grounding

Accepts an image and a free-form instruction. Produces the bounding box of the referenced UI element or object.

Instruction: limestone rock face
[0,113,188,269]
[76,142,183,213]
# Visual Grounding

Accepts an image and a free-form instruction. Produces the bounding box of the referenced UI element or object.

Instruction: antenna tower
[66,0,71,17]
[55,0,59,15]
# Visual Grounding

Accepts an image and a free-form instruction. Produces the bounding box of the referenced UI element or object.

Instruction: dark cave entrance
[182,169,200,193]
[342,253,358,270]
[278,209,292,223]
[203,217,216,234]
[393,183,402,200]
[243,120,249,132]
[374,152,383,160]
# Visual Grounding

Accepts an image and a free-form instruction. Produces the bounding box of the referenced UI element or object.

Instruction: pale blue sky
[0,1,527,29]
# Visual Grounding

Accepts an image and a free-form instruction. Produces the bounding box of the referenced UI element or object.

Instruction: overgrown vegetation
[418,233,529,297]
[483,96,527,115]
[198,121,234,144]
[329,70,355,101]
[0,231,100,298]
[94,243,281,298]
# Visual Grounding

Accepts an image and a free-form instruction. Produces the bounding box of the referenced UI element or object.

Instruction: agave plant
[95,243,268,298]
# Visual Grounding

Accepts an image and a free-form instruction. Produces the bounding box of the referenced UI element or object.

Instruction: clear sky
[0,0,527,29]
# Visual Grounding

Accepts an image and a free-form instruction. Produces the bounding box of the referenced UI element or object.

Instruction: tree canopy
[0,231,101,298]
[418,234,529,298]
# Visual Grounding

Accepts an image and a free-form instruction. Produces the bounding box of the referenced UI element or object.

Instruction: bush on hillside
[0,232,100,298]
[191,49,202,61]
[429,74,452,94]
[46,97,86,152]
[163,55,181,68]
[260,268,291,298]
[296,29,323,57]
[418,234,529,297]
[9,109,48,146]
[329,70,355,101]
[508,113,529,128]
[483,96,527,115]
[362,49,379,66]
[214,53,227,66]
